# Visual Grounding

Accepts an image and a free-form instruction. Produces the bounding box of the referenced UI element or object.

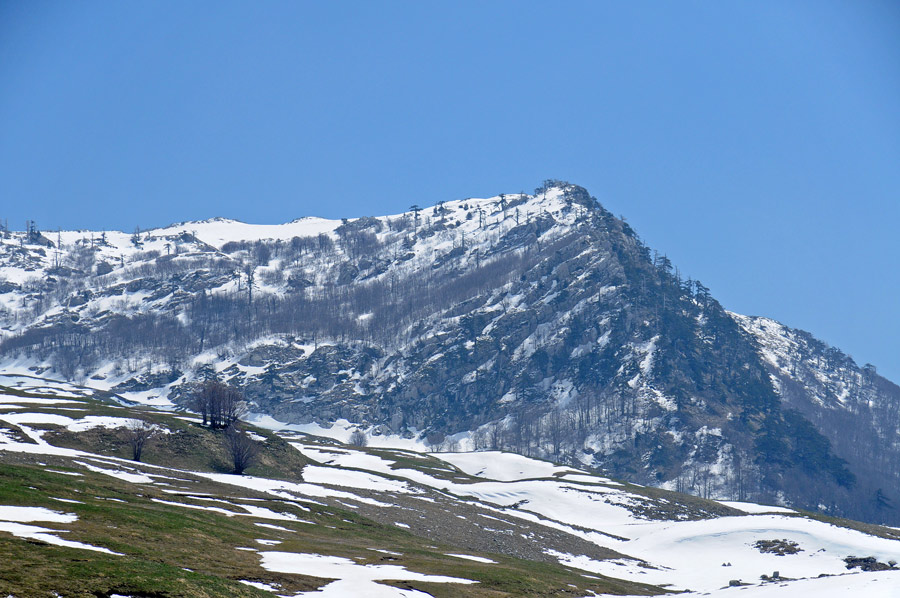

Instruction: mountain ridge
[1,181,898,525]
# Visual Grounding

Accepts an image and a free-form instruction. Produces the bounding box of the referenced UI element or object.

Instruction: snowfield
[258,552,477,597]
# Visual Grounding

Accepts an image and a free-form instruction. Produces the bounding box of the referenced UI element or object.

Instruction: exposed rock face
[1,181,898,524]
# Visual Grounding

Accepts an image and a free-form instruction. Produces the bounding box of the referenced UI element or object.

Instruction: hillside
[1,182,898,526]
[1,375,899,597]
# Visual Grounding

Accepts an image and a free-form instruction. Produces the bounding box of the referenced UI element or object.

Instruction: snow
[234,502,304,522]
[151,216,342,249]
[0,412,156,436]
[445,553,496,564]
[0,414,398,510]
[0,505,118,554]
[0,412,76,427]
[298,449,643,543]
[0,421,81,450]
[240,579,280,593]
[0,521,120,553]
[548,513,900,593]
[255,522,296,532]
[191,471,393,508]
[248,414,429,451]
[562,474,622,486]
[605,570,900,598]
[257,552,476,597]
[638,336,659,376]
[0,397,82,407]
[0,505,76,523]
[296,446,400,475]
[314,449,900,594]
[288,445,900,594]
[116,389,175,407]
[45,469,83,476]
[719,501,796,514]
[302,465,413,494]
[0,374,89,397]
[159,496,307,523]
[75,460,156,484]
[437,451,575,481]
[152,498,247,518]
[66,415,144,432]
[0,367,898,596]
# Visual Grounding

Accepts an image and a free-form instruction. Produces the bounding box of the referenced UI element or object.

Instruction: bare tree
[547,408,565,460]
[225,425,259,475]
[425,431,445,452]
[471,427,489,451]
[349,428,368,447]
[126,419,156,462]
[488,423,504,450]
[244,263,256,306]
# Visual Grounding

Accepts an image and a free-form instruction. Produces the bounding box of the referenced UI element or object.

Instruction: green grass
[0,536,271,598]
[0,386,670,596]
[0,445,666,596]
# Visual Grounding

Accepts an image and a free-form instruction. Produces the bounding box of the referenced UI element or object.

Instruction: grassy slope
[0,393,665,597]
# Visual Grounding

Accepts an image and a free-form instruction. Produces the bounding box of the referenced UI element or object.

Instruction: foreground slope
[0,376,899,597]
[0,375,656,597]
[1,182,898,524]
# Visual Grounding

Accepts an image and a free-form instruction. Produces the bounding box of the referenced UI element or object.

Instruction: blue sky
[1,1,899,381]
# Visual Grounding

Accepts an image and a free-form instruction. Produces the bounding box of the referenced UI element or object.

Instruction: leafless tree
[225,424,259,475]
[425,431,445,452]
[546,408,565,460]
[471,427,489,451]
[349,428,368,447]
[488,423,504,450]
[126,419,156,462]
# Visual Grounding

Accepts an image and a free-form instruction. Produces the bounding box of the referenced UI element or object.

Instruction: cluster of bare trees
[193,380,247,428]
[118,386,259,475]
[193,380,259,474]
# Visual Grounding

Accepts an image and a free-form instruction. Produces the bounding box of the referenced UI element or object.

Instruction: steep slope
[0,181,896,525]
[735,314,900,524]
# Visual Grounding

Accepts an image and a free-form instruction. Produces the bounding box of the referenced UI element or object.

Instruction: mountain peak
[0,183,897,528]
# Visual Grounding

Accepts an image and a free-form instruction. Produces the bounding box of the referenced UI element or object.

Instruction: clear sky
[1,1,898,381]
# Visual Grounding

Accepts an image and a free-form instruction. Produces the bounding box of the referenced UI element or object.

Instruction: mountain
[1,181,898,527]
[1,374,899,597]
